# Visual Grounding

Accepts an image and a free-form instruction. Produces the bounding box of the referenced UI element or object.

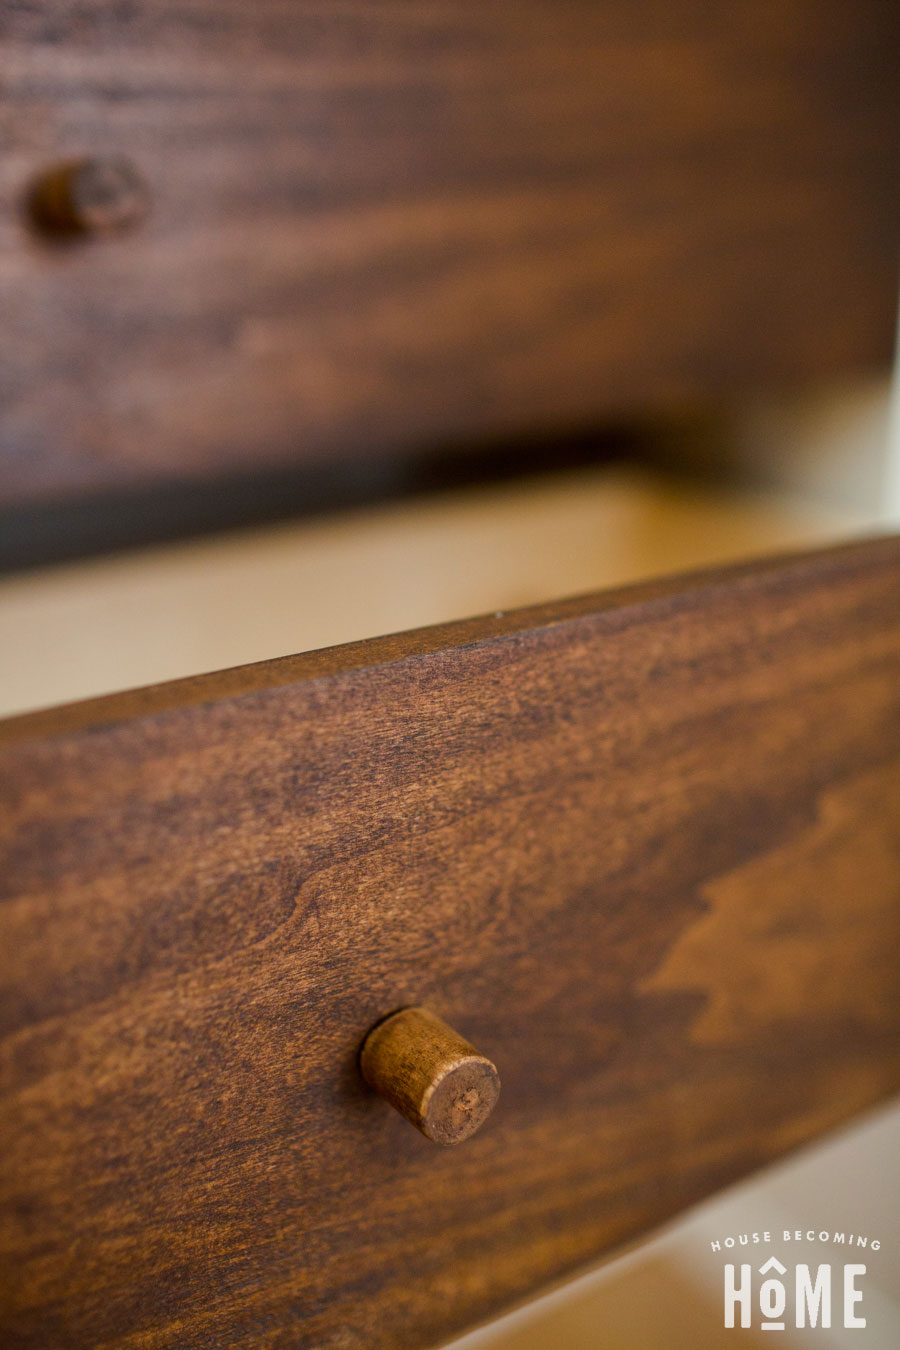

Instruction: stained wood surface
[3,1,900,505]
[2,538,900,1348]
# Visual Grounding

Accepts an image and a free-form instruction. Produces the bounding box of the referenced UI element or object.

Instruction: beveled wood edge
[1,532,892,748]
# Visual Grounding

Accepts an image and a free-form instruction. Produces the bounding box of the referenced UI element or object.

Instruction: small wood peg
[28,157,150,238]
[360,1007,500,1146]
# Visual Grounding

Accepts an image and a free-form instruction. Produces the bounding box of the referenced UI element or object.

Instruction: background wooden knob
[28,157,150,238]
[360,1007,500,1146]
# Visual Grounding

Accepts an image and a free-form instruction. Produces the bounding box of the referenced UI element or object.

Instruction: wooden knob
[360,1007,500,1146]
[28,158,150,238]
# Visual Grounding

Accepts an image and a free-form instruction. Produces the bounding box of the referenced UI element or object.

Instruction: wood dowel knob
[360,1007,500,1146]
[28,158,150,238]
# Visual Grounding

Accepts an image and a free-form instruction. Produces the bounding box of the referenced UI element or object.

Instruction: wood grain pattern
[2,1,899,505]
[2,538,900,1348]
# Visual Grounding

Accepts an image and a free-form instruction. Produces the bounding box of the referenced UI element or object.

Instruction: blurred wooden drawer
[2,0,899,506]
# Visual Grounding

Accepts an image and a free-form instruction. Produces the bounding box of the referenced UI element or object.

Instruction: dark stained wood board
[2,1,900,505]
[2,537,900,1347]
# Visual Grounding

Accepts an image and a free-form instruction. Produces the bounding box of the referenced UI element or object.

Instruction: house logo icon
[724,1252,867,1331]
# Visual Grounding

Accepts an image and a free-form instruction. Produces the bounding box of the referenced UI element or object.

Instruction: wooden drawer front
[2,1,899,505]
[2,538,900,1347]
